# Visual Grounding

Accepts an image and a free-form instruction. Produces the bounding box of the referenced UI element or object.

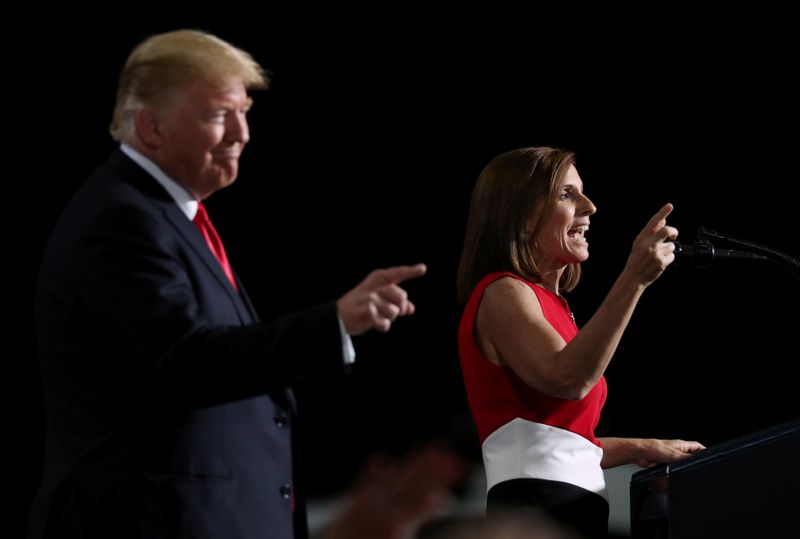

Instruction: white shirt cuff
[337,314,356,364]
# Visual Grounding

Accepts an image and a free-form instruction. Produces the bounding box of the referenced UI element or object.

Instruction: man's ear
[134,108,163,149]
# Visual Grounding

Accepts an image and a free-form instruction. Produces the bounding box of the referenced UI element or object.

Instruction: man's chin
[213,165,239,188]
[194,174,238,199]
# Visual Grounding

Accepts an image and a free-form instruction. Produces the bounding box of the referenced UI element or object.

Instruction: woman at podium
[457,147,705,538]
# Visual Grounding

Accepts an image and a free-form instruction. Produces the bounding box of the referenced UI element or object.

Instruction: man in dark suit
[29,29,426,539]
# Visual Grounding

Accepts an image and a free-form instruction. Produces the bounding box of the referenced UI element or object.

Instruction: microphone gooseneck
[673,229,799,279]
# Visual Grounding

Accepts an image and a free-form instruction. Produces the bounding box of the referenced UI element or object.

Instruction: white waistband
[481,417,607,499]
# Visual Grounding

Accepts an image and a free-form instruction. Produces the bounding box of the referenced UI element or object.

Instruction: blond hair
[110,29,268,143]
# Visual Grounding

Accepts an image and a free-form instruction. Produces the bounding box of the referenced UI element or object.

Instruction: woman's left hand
[635,438,706,468]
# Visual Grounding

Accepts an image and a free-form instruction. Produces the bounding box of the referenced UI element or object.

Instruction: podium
[629,418,800,538]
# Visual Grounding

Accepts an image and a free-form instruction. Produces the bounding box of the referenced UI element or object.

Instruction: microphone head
[673,238,715,268]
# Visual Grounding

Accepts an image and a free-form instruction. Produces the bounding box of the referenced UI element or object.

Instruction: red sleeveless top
[458,272,607,447]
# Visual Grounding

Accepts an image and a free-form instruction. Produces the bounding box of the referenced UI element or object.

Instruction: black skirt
[487,478,609,539]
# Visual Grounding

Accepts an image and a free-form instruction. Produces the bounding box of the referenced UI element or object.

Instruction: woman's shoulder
[482,274,538,306]
[477,271,532,291]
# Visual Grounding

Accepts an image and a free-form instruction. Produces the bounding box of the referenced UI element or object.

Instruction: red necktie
[192,202,239,291]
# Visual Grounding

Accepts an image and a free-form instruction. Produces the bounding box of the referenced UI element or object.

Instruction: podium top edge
[631,417,800,482]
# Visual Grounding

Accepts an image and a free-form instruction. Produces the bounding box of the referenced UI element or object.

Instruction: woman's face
[529,164,597,270]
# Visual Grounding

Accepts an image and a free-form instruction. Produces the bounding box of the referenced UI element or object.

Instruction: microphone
[672,238,768,268]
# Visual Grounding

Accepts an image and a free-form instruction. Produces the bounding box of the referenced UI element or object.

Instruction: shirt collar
[120,144,198,220]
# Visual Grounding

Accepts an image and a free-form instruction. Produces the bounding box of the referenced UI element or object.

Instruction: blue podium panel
[630,419,800,539]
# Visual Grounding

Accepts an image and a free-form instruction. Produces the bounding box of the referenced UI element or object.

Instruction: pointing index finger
[646,203,673,231]
[367,263,427,289]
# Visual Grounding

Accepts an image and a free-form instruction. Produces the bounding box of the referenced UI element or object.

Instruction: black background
[14,12,799,535]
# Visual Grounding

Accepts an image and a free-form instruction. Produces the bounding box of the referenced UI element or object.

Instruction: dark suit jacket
[29,150,345,539]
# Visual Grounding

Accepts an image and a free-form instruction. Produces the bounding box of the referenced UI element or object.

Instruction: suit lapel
[109,149,257,325]
[233,272,260,322]
[162,204,256,325]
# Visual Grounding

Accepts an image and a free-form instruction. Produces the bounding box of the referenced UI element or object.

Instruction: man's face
[154,77,252,200]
